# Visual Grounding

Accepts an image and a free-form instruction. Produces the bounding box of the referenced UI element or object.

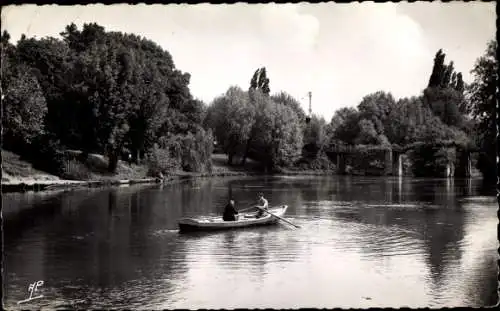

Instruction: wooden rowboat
[178,205,288,233]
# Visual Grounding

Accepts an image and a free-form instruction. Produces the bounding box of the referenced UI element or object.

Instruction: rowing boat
[178,205,288,232]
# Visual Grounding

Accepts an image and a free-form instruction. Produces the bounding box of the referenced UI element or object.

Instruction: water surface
[3,176,498,309]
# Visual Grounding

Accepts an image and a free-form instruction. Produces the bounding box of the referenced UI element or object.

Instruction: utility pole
[308,91,312,117]
[306,91,312,123]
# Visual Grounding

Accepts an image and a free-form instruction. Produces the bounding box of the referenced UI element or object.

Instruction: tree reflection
[332,178,469,295]
[4,176,496,308]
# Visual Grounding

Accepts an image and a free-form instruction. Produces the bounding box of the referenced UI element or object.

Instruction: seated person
[255,193,269,218]
[223,199,238,221]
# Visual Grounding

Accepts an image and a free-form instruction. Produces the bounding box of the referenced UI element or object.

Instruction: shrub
[27,135,66,176]
[146,127,214,175]
[146,143,179,177]
[180,128,214,173]
[61,159,92,180]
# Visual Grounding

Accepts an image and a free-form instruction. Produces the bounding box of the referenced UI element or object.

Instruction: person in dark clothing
[223,199,239,221]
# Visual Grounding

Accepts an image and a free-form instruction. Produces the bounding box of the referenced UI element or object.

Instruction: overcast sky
[2,3,495,120]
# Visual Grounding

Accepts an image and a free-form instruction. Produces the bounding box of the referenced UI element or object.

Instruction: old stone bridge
[326,141,480,177]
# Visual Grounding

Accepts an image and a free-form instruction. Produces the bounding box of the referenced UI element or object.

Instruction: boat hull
[178,205,288,233]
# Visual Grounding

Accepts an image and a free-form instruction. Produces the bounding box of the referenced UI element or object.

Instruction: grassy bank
[2,150,339,193]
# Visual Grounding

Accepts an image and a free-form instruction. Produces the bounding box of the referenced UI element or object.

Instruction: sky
[1,2,496,121]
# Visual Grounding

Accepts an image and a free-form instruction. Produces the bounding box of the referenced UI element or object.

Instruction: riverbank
[1,151,338,193]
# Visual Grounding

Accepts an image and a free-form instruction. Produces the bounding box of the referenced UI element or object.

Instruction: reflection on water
[3,177,498,309]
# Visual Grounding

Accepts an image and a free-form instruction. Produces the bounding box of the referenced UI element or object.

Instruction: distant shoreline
[1,169,341,194]
[1,150,340,194]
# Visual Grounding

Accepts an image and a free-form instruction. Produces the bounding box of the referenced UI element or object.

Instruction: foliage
[1,25,490,179]
[28,135,66,176]
[61,159,92,180]
[466,39,497,181]
[424,49,467,128]
[2,23,211,175]
[2,65,48,151]
[408,146,456,177]
[179,128,214,172]
[268,102,303,168]
[206,86,256,165]
[225,88,304,170]
[428,49,465,92]
[297,149,336,171]
[358,91,396,134]
[355,119,379,145]
[249,67,270,95]
[146,143,177,177]
[349,147,387,174]
[151,127,214,174]
[423,87,466,128]
[303,115,326,154]
[327,107,360,145]
[271,91,307,122]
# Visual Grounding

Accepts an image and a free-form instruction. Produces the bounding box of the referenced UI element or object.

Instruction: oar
[238,205,259,213]
[256,206,300,229]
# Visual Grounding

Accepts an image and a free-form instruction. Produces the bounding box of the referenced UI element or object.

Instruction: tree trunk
[136,149,140,165]
[79,150,89,163]
[108,150,119,173]
[240,138,252,166]
[227,152,233,166]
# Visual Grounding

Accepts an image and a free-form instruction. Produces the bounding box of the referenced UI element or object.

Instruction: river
[3,176,498,309]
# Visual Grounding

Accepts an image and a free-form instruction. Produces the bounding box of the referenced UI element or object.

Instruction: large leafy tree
[4,23,212,174]
[15,35,77,146]
[240,89,271,166]
[271,91,306,122]
[328,107,361,146]
[206,86,256,165]
[357,91,396,135]
[249,97,303,170]
[268,102,303,168]
[2,64,48,151]
[466,39,497,181]
[1,31,47,152]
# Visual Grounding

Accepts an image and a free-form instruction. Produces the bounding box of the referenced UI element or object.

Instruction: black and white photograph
[1,1,498,309]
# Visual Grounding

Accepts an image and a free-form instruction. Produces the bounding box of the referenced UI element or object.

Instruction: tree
[2,65,48,151]
[355,119,379,145]
[423,87,465,128]
[441,61,454,88]
[249,98,303,170]
[385,96,426,146]
[328,107,360,145]
[357,91,396,135]
[239,88,267,165]
[271,91,307,122]
[466,39,497,181]
[428,49,446,88]
[15,34,82,149]
[249,67,270,95]
[2,22,215,177]
[268,103,303,168]
[206,86,256,165]
[1,30,16,98]
[454,72,465,94]
[303,115,326,154]
[424,49,467,128]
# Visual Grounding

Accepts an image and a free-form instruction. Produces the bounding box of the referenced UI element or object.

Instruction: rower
[222,199,239,221]
[255,193,269,218]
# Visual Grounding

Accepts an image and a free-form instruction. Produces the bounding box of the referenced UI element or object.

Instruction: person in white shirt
[255,193,269,218]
